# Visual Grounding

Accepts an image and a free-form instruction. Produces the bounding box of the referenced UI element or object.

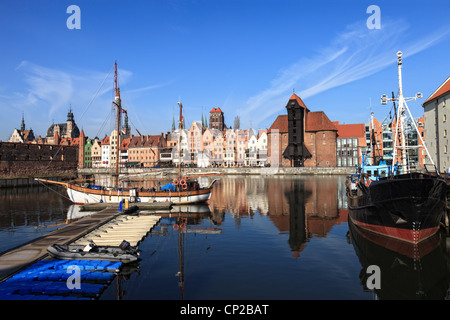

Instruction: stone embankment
[78,166,353,179]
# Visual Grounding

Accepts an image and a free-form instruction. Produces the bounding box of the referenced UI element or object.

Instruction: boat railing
[347,191,371,208]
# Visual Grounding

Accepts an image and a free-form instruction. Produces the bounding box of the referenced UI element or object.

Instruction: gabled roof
[306,111,338,132]
[128,134,165,148]
[268,111,338,134]
[120,138,130,149]
[333,122,365,138]
[210,107,223,113]
[102,136,110,145]
[423,76,450,105]
[288,93,309,110]
[268,115,288,133]
[60,137,79,146]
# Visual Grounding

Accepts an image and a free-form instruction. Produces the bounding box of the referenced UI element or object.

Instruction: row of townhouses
[81,124,269,169]
[6,77,450,172]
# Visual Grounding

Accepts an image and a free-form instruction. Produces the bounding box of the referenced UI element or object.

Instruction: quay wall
[0,142,78,179]
[78,166,354,177]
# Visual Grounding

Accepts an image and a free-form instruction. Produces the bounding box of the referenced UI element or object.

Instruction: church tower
[209,107,225,131]
[66,106,74,138]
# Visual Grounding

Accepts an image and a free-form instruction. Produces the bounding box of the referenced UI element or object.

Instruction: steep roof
[306,111,337,132]
[268,112,338,134]
[423,76,450,105]
[128,134,165,148]
[102,136,110,145]
[268,115,288,133]
[333,122,365,138]
[288,93,309,110]
[120,138,130,149]
[210,107,223,113]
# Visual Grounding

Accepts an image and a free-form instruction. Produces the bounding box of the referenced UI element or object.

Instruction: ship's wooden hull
[67,184,212,205]
[35,178,213,205]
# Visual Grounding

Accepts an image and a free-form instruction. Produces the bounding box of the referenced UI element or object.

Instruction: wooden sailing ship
[37,61,215,205]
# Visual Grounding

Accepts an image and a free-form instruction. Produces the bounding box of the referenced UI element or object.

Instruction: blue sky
[1,0,449,140]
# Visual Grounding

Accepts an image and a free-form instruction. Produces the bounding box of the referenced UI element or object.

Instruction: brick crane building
[268,93,337,167]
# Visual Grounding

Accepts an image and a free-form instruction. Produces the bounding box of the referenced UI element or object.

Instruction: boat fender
[173,179,179,185]
[83,243,94,252]
[180,178,186,186]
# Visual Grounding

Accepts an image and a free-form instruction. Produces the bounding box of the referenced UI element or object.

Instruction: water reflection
[348,216,450,299]
[0,186,72,253]
[2,176,450,300]
[0,186,70,231]
[108,204,219,300]
[209,175,348,256]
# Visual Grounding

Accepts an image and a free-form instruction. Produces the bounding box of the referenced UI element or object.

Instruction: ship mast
[396,51,408,173]
[177,102,183,180]
[381,51,437,175]
[113,61,121,187]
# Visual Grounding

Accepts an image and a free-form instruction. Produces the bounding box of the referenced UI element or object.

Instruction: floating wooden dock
[72,214,161,247]
[0,206,162,282]
[79,201,172,212]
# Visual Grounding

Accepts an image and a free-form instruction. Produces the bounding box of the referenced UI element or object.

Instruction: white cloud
[1,61,170,139]
[240,19,450,128]
[16,61,74,119]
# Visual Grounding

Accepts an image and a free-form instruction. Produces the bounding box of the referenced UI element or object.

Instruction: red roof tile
[268,112,337,133]
[210,107,223,113]
[306,111,338,132]
[333,123,365,138]
[423,76,450,105]
[289,93,309,110]
[268,115,288,133]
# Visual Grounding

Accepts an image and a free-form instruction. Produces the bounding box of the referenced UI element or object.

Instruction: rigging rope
[78,64,115,125]
[35,179,72,202]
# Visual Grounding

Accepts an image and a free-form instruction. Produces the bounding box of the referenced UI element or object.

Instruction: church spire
[67,104,74,122]
[20,112,25,132]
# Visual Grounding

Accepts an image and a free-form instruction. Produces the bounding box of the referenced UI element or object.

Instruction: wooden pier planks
[72,214,161,247]
[0,206,162,282]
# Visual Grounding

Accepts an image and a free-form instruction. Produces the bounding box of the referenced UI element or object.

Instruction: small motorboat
[47,240,141,264]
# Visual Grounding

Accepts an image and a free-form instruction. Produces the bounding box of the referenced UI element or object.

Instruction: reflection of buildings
[209,176,348,257]
[0,187,68,229]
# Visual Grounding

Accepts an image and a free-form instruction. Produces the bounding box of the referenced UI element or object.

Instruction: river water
[1,175,450,300]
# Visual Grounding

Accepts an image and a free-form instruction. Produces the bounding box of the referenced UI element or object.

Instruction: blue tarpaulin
[161,183,175,191]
